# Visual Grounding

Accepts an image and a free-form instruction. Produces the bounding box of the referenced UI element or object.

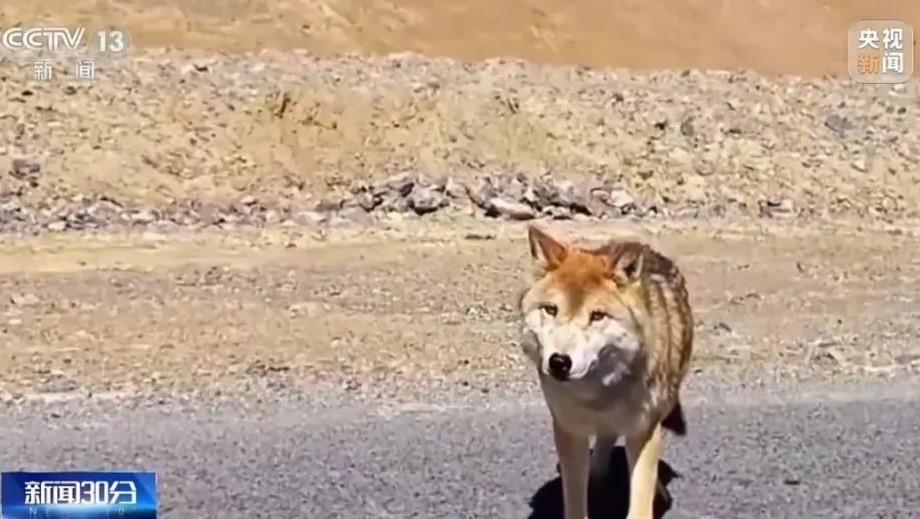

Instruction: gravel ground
[1,219,919,400]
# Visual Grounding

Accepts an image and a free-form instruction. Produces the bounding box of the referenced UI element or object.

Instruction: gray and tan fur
[517,225,694,519]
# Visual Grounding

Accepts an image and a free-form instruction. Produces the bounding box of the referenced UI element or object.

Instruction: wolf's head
[518,225,650,384]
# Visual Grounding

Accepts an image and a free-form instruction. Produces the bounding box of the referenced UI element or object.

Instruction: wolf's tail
[661,400,687,436]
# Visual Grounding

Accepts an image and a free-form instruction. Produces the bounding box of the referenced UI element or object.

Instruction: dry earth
[0,2,919,399]
[2,220,919,400]
[2,0,919,76]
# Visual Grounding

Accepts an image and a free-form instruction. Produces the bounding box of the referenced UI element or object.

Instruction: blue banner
[1,472,156,519]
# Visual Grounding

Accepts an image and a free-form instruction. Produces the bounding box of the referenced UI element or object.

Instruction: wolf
[518,224,694,519]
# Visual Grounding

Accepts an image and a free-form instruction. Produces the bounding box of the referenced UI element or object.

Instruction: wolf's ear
[611,244,646,285]
[527,225,567,271]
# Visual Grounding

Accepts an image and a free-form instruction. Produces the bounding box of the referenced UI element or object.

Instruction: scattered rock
[824,114,855,136]
[408,184,446,215]
[760,198,795,219]
[130,209,157,224]
[602,188,638,214]
[463,232,495,241]
[444,178,467,199]
[468,178,496,209]
[711,321,734,334]
[46,220,67,232]
[541,205,572,220]
[355,191,382,212]
[385,172,416,197]
[486,197,536,220]
[9,158,41,185]
[679,117,695,138]
[894,353,920,366]
[851,158,867,172]
[314,199,344,213]
[547,179,590,214]
[10,293,40,307]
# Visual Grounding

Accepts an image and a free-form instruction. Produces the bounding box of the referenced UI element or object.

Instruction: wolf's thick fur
[518,225,694,519]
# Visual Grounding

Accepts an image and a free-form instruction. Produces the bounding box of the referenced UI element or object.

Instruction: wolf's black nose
[548,353,572,381]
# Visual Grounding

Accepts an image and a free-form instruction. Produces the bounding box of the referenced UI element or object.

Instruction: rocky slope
[0,50,918,234]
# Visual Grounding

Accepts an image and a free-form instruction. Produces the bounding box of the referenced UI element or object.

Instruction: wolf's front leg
[553,417,590,519]
[588,435,618,482]
[625,423,663,519]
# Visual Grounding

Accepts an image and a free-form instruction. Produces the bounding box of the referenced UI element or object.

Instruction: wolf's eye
[589,310,609,323]
[540,304,558,317]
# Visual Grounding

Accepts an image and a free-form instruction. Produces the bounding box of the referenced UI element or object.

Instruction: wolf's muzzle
[547,353,572,381]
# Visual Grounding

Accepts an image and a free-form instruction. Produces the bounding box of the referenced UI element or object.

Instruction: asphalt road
[2,374,920,519]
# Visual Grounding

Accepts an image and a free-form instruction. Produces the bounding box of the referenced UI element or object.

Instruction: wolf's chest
[539,376,653,437]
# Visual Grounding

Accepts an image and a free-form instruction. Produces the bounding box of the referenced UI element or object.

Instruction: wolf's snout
[547,353,572,381]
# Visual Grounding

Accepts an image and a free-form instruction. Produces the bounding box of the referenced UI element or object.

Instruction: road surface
[2,374,919,519]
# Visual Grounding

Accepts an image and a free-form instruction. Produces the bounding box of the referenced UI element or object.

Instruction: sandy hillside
[1,0,918,76]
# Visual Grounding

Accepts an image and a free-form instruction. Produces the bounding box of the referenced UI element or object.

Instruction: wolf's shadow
[527,446,679,519]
